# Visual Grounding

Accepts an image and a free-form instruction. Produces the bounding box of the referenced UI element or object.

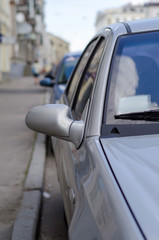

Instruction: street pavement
[0,77,46,240]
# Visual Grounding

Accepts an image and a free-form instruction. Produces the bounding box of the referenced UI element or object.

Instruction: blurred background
[1,0,159,82]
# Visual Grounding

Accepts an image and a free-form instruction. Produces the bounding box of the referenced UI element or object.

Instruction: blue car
[40,52,81,103]
[53,52,81,103]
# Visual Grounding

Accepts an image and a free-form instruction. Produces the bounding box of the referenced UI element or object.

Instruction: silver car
[26,18,159,240]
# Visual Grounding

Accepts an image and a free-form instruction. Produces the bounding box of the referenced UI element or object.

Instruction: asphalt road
[38,149,68,240]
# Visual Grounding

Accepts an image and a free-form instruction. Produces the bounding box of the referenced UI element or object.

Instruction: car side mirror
[25,104,84,148]
[39,78,55,87]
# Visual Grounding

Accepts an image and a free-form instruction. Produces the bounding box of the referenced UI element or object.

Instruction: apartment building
[0,0,70,81]
[46,33,69,68]
[10,0,46,77]
[95,2,159,32]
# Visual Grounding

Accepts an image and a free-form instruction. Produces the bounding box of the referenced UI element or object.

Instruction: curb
[11,89,51,240]
[11,191,41,240]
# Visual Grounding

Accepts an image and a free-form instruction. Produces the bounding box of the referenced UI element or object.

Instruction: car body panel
[101,134,159,240]
[68,137,144,240]
[54,133,144,240]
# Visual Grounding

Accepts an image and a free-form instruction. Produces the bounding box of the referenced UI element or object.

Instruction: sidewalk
[0,77,47,240]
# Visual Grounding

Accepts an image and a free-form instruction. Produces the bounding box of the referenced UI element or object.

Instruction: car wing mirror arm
[69,120,84,148]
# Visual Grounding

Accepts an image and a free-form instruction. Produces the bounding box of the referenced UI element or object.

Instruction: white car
[26,18,159,240]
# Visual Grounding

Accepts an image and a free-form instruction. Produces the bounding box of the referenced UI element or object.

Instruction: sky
[44,0,145,52]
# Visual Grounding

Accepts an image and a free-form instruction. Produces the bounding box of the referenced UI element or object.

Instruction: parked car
[26,18,159,240]
[40,52,81,102]
[54,52,81,102]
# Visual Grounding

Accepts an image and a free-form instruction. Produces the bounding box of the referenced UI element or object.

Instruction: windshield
[106,31,159,124]
[58,56,80,84]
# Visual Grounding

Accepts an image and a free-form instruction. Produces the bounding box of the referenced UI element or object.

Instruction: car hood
[101,134,159,240]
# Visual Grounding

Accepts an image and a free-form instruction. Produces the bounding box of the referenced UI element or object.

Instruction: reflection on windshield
[114,56,139,113]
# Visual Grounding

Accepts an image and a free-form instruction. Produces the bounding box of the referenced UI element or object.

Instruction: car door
[55,37,107,226]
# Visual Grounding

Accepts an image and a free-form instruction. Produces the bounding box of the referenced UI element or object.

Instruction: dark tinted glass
[66,40,97,104]
[74,39,105,120]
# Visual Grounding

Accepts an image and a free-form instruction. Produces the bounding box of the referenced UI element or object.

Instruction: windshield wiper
[114,109,159,121]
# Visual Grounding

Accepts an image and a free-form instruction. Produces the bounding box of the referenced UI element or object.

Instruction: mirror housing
[40,78,54,87]
[25,104,84,148]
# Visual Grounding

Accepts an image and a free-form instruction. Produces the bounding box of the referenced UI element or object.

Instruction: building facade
[0,0,70,81]
[46,33,69,68]
[0,0,13,81]
[95,2,159,32]
[145,2,159,18]
[10,0,46,78]
[42,32,69,72]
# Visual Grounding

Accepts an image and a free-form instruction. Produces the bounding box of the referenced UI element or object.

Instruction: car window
[73,38,106,120]
[58,56,80,84]
[105,31,159,125]
[66,39,98,105]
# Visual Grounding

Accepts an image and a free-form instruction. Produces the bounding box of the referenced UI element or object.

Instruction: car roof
[94,18,159,40]
[123,17,159,33]
[109,17,159,34]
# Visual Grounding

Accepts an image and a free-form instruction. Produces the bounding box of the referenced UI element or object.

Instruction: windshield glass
[106,31,159,124]
[58,56,80,84]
